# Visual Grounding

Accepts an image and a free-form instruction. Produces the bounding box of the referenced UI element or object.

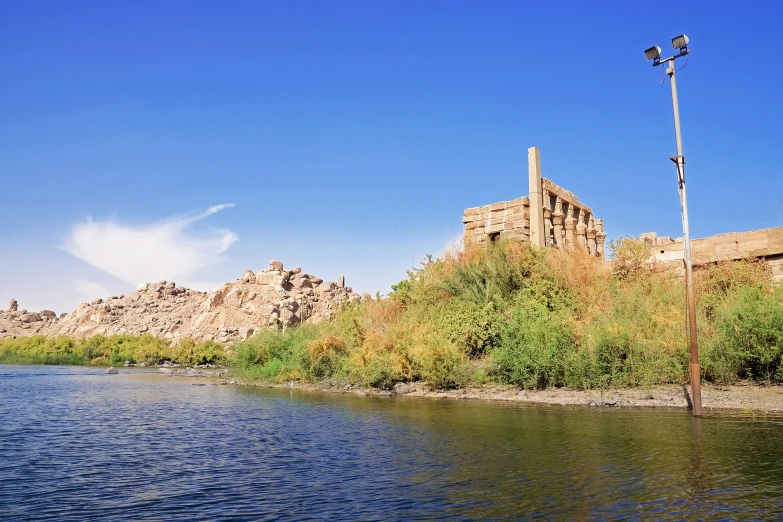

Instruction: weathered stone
[91,298,103,305]
[280,309,295,326]
[393,382,413,395]
[105,367,118,374]
[269,260,284,270]
[290,278,312,289]
[19,313,41,323]
[238,327,255,340]
[241,270,255,282]
[338,275,345,288]
[8,299,17,312]
[40,310,56,319]
[255,272,285,287]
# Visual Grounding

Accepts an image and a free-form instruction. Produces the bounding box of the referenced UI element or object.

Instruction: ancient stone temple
[462,147,607,259]
[642,228,783,282]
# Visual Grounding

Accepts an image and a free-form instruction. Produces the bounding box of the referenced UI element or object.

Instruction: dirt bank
[153,370,783,413]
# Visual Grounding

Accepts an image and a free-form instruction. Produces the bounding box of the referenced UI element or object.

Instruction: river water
[1,365,782,521]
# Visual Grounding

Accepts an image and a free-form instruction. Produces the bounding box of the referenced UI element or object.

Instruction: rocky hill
[1,261,361,343]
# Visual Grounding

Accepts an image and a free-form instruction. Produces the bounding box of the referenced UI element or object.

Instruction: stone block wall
[644,227,783,282]
[462,197,530,246]
[462,147,606,259]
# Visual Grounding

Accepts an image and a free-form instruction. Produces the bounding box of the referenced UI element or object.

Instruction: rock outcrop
[0,261,361,343]
[0,307,58,338]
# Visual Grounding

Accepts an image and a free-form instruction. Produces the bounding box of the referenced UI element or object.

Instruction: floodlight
[644,46,662,61]
[671,34,689,50]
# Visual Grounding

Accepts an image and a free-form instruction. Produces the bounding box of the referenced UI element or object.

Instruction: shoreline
[253,380,783,413]
[151,369,783,413]
[5,363,782,413]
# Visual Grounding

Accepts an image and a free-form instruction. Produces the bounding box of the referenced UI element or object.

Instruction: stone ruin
[462,147,607,259]
[641,228,783,283]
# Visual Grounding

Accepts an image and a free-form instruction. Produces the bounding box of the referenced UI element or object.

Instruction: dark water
[1,366,782,521]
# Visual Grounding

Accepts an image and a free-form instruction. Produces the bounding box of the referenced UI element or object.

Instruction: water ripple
[1,365,783,520]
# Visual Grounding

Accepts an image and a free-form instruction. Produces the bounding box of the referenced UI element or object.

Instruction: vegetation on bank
[231,239,783,390]
[3,239,782,391]
[0,334,226,366]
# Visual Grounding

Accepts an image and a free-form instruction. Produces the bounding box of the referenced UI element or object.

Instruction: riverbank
[256,381,783,412]
[147,369,783,413]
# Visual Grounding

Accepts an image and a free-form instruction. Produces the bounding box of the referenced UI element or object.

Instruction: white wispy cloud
[74,279,111,304]
[63,204,237,285]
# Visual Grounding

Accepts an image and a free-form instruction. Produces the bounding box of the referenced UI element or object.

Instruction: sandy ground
[149,369,783,413]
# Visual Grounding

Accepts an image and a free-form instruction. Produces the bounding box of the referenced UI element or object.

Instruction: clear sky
[2,1,782,313]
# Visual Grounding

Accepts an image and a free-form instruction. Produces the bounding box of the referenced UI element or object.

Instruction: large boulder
[8,299,17,312]
[255,272,286,287]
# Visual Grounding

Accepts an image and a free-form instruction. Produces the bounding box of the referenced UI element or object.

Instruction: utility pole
[645,35,702,416]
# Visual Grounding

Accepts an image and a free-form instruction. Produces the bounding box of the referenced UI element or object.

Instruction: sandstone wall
[643,227,783,282]
[462,147,606,258]
[462,196,530,247]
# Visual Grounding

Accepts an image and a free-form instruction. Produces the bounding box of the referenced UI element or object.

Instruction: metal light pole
[645,35,702,416]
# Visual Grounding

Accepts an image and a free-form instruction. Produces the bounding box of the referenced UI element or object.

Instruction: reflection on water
[1,365,782,520]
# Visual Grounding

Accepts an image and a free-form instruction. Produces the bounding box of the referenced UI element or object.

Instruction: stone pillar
[575,209,587,250]
[551,197,564,249]
[595,219,606,260]
[564,204,577,247]
[542,187,552,246]
[528,147,545,247]
[8,298,17,312]
[586,216,597,256]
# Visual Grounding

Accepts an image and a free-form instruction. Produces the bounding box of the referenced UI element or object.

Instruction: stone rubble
[0,261,361,343]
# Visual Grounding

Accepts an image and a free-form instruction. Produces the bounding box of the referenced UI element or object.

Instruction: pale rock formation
[0,261,361,343]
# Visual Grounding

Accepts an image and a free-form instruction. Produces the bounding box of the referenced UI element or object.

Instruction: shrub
[708,286,783,382]
[609,237,651,280]
[345,330,409,389]
[490,299,575,389]
[307,336,347,379]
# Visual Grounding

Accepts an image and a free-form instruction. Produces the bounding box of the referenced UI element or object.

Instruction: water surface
[1,365,782,520]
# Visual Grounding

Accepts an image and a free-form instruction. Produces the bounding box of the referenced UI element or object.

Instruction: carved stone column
[551,197,564,249]
[586,216,597,256]
[564,204,577,247]
[595,219,606,260]
[542,187,552,246]
[575,209,587,250]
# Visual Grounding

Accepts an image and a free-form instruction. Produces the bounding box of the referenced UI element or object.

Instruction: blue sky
[2,1,782,312]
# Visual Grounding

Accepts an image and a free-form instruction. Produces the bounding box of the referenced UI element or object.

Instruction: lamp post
[645,35,702,417]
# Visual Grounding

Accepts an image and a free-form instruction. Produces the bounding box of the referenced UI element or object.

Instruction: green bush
[231,324,326,381]
[705,286,783,382]
[434,301,502,357]
[490,299,575,389]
